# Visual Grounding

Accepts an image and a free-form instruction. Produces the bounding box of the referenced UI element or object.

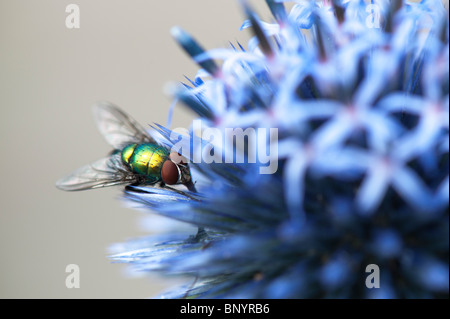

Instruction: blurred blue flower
[110,0,449,298]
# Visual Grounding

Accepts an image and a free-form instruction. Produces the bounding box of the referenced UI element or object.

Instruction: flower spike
[171,26,219,75]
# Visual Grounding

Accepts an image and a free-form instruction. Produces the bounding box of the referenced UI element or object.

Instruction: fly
[56,101,194,192]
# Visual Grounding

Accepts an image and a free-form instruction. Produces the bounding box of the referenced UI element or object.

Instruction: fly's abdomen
[121,144,169,182]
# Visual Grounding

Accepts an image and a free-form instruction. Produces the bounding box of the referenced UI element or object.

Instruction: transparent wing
[92,101,156,149]
[56,154,138,191]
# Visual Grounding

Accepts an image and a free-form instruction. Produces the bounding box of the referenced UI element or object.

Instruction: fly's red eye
[162,160,180,185]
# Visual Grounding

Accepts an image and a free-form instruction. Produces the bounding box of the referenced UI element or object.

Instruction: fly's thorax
[121,143,169,180]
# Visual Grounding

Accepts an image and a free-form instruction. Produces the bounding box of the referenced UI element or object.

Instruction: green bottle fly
[121,143,169,183]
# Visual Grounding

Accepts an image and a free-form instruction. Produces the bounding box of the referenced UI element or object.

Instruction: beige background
[0,0,271,298]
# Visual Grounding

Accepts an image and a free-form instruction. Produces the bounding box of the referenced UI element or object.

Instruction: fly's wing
[92,101,157,149]
[56,154,138,191]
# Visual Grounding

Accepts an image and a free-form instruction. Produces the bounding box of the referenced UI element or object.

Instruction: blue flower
[109,0,449,298]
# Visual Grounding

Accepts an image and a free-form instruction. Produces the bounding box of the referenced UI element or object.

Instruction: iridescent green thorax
[121,143,169,183]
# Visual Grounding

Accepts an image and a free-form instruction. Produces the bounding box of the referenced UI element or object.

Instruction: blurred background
[0,0,271,298]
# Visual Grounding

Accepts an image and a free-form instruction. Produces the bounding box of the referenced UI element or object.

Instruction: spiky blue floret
[110,0,449,298]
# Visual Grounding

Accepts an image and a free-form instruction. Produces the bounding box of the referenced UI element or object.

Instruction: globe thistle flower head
[110,0,449,298]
